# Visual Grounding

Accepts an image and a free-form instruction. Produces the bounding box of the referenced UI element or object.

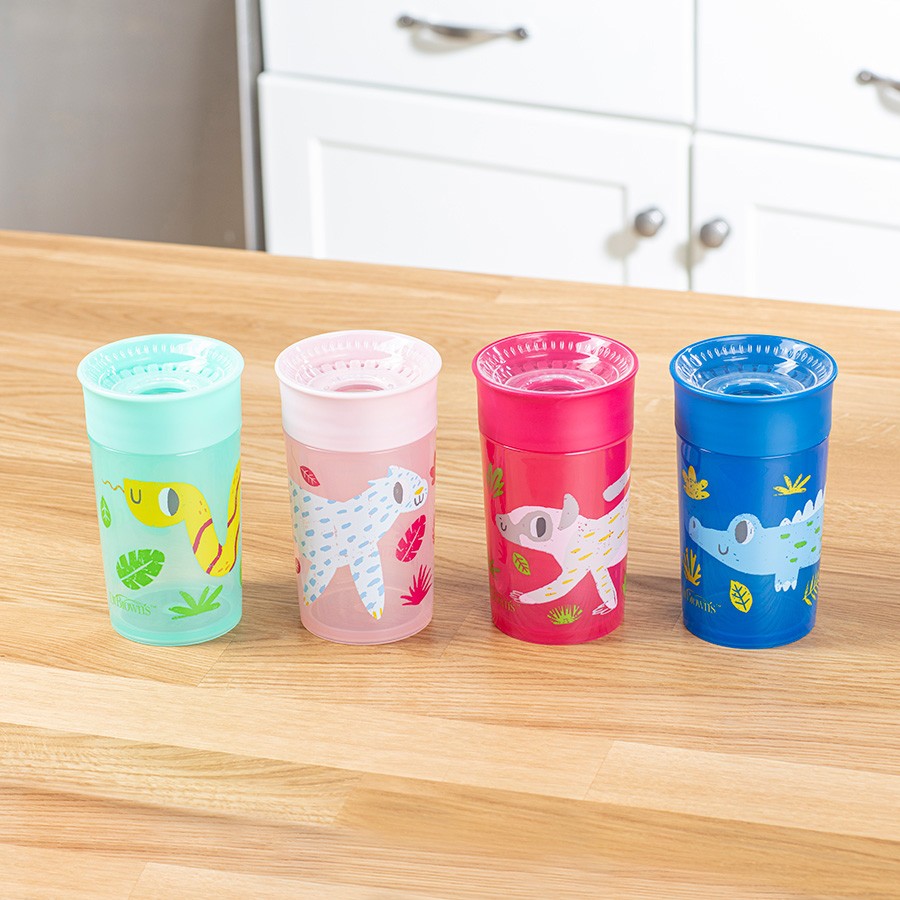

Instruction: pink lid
[472,331,638,453]
[276,330,441,452]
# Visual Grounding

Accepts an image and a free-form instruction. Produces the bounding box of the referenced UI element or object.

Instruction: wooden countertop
[1,231,898,898]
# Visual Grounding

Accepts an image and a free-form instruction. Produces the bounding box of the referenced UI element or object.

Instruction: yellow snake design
[115,460,241,576]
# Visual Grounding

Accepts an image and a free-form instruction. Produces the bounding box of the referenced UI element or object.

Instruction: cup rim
[275,330,442,400]
[77,333,244,403]
[669,333,837,403]
[471,330,639,398]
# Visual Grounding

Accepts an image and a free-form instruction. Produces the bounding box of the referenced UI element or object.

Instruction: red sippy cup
[473,331,638,644]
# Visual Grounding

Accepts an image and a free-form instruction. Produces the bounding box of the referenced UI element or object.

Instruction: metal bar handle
[396,14,528,41]
[856,69,900,93]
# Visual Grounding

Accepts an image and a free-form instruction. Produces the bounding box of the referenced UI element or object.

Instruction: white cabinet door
[692,134,900,310]
[260,75,689,288]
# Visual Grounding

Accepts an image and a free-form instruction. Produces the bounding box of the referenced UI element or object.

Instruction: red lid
[472,331,638,453]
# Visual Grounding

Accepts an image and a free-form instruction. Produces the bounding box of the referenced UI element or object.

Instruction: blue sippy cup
[670,335,837,649]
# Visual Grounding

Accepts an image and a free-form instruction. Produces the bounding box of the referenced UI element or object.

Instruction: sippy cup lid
[472,331,638,453]
[77,334,243,455]
[670,334,837,457]
[275,330,442,452]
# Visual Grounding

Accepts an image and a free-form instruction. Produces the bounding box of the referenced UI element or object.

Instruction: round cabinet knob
[699,218,731,249]
[634,207,665,237]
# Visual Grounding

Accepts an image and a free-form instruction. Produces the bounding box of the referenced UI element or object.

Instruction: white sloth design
[495,468,630,616]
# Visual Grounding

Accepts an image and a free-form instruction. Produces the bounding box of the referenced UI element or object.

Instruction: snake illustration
[111,460,241,576]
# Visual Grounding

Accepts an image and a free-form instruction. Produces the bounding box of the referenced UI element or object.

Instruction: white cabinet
[692,135,900,310]
[698,0,900,160]
[258,0,900,309]
[261,75,690,288]
[262,0,694,123]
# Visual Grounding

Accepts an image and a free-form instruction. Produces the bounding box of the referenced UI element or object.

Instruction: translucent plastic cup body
[90,433,242,645]
[78,334,244,646]
[285,430,436,643]
[473,331,638,645]
[276,331,441,645]
[482,436,631,644]
[671,335,837,649]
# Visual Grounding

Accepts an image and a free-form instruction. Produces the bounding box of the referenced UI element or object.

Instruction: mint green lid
[77,334,243,455]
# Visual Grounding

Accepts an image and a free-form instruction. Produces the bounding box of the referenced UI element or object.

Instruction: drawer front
[261,0,693,123]
[692,134,900,310]
[259,75,690,289]
[698,0,900,158]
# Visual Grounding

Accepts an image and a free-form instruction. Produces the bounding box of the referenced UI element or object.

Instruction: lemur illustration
[495,468,630,616]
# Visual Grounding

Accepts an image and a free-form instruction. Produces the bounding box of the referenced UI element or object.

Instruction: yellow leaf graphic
[802,572,819,606]
[682,548,701,586]
[682,465,710,500]
[729,580,753,613]
[774,473,811,496]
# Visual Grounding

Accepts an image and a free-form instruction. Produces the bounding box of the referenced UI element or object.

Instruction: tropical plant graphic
[401,565,433,606]
[547,605,583,625]
[681,466,710,500]
[486,463,504,498]
[396,514,427,562]
[488,557,501,577]
[116,549,165,591]
[512,552,531,576]
[802,572,819,606]
[169,585,223,620]
[729,579,753,613]
[682,548,702,586]
[299,466,320,487]
[100,497,111,528]
[774,474,810,496]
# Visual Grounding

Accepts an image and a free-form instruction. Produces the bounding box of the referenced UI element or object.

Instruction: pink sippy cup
[473,332,638,644]
[275,331,441,644]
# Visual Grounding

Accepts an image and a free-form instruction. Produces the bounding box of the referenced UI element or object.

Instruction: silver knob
[634,208,665,237]
[699,218,731,249]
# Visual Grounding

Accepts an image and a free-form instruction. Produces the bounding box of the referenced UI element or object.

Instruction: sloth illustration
[495,468,630,615]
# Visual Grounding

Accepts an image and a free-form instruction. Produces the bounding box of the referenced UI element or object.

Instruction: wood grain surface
[1,231,898,898]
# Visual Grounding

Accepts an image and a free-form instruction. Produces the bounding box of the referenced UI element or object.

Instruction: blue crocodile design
[688,489,824,592]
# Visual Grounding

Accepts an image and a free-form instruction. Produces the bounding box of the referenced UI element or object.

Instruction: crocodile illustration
[687,489,824,592]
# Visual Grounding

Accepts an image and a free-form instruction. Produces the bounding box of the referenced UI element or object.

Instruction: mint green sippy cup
[77,334,244,645]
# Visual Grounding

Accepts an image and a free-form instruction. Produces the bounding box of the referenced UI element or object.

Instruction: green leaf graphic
[100,497,111,528]
[729,579,753,613]
[512,552,531,576]
[116,549,165,591]
[169,585,223,620]
[486,464,504,498]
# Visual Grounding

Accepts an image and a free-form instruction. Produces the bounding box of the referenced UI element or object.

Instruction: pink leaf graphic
[396,514,426,562]
[401,565,433,606]
[299,466,320,487]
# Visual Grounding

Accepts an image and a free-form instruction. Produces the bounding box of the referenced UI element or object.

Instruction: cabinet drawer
[261,0,693,123]
[698,0,900,158]
[259,75,689,288]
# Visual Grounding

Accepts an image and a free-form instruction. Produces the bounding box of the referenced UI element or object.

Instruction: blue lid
[670,335,837,456]
[78,334,243,455]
